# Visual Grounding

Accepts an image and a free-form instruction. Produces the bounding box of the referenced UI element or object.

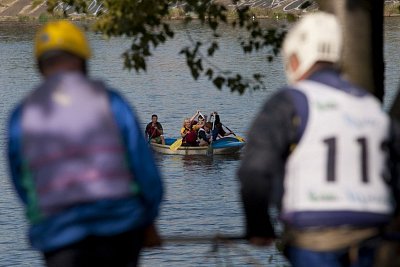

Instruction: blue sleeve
[212,128,218,141]
[108,90,163,222]
[7,106,28,204]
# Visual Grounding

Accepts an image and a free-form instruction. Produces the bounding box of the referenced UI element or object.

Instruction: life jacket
[282,80,393,227]
[185,129,198,144]
[198,128,211,143]
[146,122,161,138]
[21,73,134,218]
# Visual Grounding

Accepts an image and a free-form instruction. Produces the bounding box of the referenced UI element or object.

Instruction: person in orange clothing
[180,117,198,146]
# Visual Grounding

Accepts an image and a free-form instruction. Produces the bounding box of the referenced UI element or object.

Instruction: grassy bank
[385,3,400,16]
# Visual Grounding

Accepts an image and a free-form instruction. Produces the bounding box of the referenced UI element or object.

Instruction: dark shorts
[44,228,145,267]
[151,136,163,144]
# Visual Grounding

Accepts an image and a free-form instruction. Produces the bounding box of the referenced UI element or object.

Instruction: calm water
[1,17,400,267]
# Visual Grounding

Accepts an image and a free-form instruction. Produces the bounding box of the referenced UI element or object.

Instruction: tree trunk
[316,0,384,102]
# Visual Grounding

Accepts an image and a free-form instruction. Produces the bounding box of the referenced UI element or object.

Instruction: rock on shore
[0,0,47,18]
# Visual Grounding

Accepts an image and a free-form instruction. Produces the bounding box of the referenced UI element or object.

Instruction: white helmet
[282,12,342,84]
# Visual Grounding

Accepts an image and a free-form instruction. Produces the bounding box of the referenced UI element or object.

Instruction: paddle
[206,112,215,156]
[147,125,156,144]
[221,124,245,142]
[169,138,183,151]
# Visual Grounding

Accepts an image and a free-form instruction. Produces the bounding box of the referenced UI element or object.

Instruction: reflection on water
[143,153,287,267]
[157,153,242,170]
[1,17,400,266]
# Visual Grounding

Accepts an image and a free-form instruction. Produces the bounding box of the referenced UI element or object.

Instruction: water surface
[0,18,399,266]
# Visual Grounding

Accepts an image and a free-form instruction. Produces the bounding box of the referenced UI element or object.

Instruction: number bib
[282,81,393,223]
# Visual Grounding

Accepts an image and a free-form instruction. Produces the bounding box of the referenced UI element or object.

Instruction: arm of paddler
[180,127,187,138]
[189,110,199,122]
[192,124,202,131]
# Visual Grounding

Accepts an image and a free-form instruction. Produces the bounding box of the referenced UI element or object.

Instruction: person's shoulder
[277,85,300,95]
[267,85,305,105]
[309,68,370,98]
[105,87,123,98]
[259,85,308,121]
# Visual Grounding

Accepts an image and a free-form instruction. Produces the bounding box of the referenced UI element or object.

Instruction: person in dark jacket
[238,12,400,267]
[209,111,233,141]
[198,122,213,146]
[7,20,163,267]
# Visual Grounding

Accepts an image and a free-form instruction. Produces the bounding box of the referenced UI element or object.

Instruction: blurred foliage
[44,0,294,94]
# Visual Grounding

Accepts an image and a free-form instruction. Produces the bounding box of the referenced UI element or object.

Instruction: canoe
[150,137,245,155]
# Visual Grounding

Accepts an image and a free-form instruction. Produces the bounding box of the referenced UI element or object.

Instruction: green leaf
[213,77,225,89]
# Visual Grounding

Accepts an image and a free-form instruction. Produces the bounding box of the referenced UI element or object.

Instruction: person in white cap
[238,12,400,267]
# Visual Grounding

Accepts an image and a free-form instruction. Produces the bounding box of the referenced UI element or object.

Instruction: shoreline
[0,3,399,22]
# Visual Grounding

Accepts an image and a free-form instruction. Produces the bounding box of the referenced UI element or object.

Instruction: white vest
[283,81,393,219]
[21,73,134,217]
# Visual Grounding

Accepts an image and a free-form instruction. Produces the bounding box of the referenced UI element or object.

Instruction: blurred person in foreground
[238,12,400,267]
[7,20,163,267]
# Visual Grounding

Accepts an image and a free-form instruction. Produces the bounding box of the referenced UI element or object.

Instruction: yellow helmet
[34,20,91,60]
